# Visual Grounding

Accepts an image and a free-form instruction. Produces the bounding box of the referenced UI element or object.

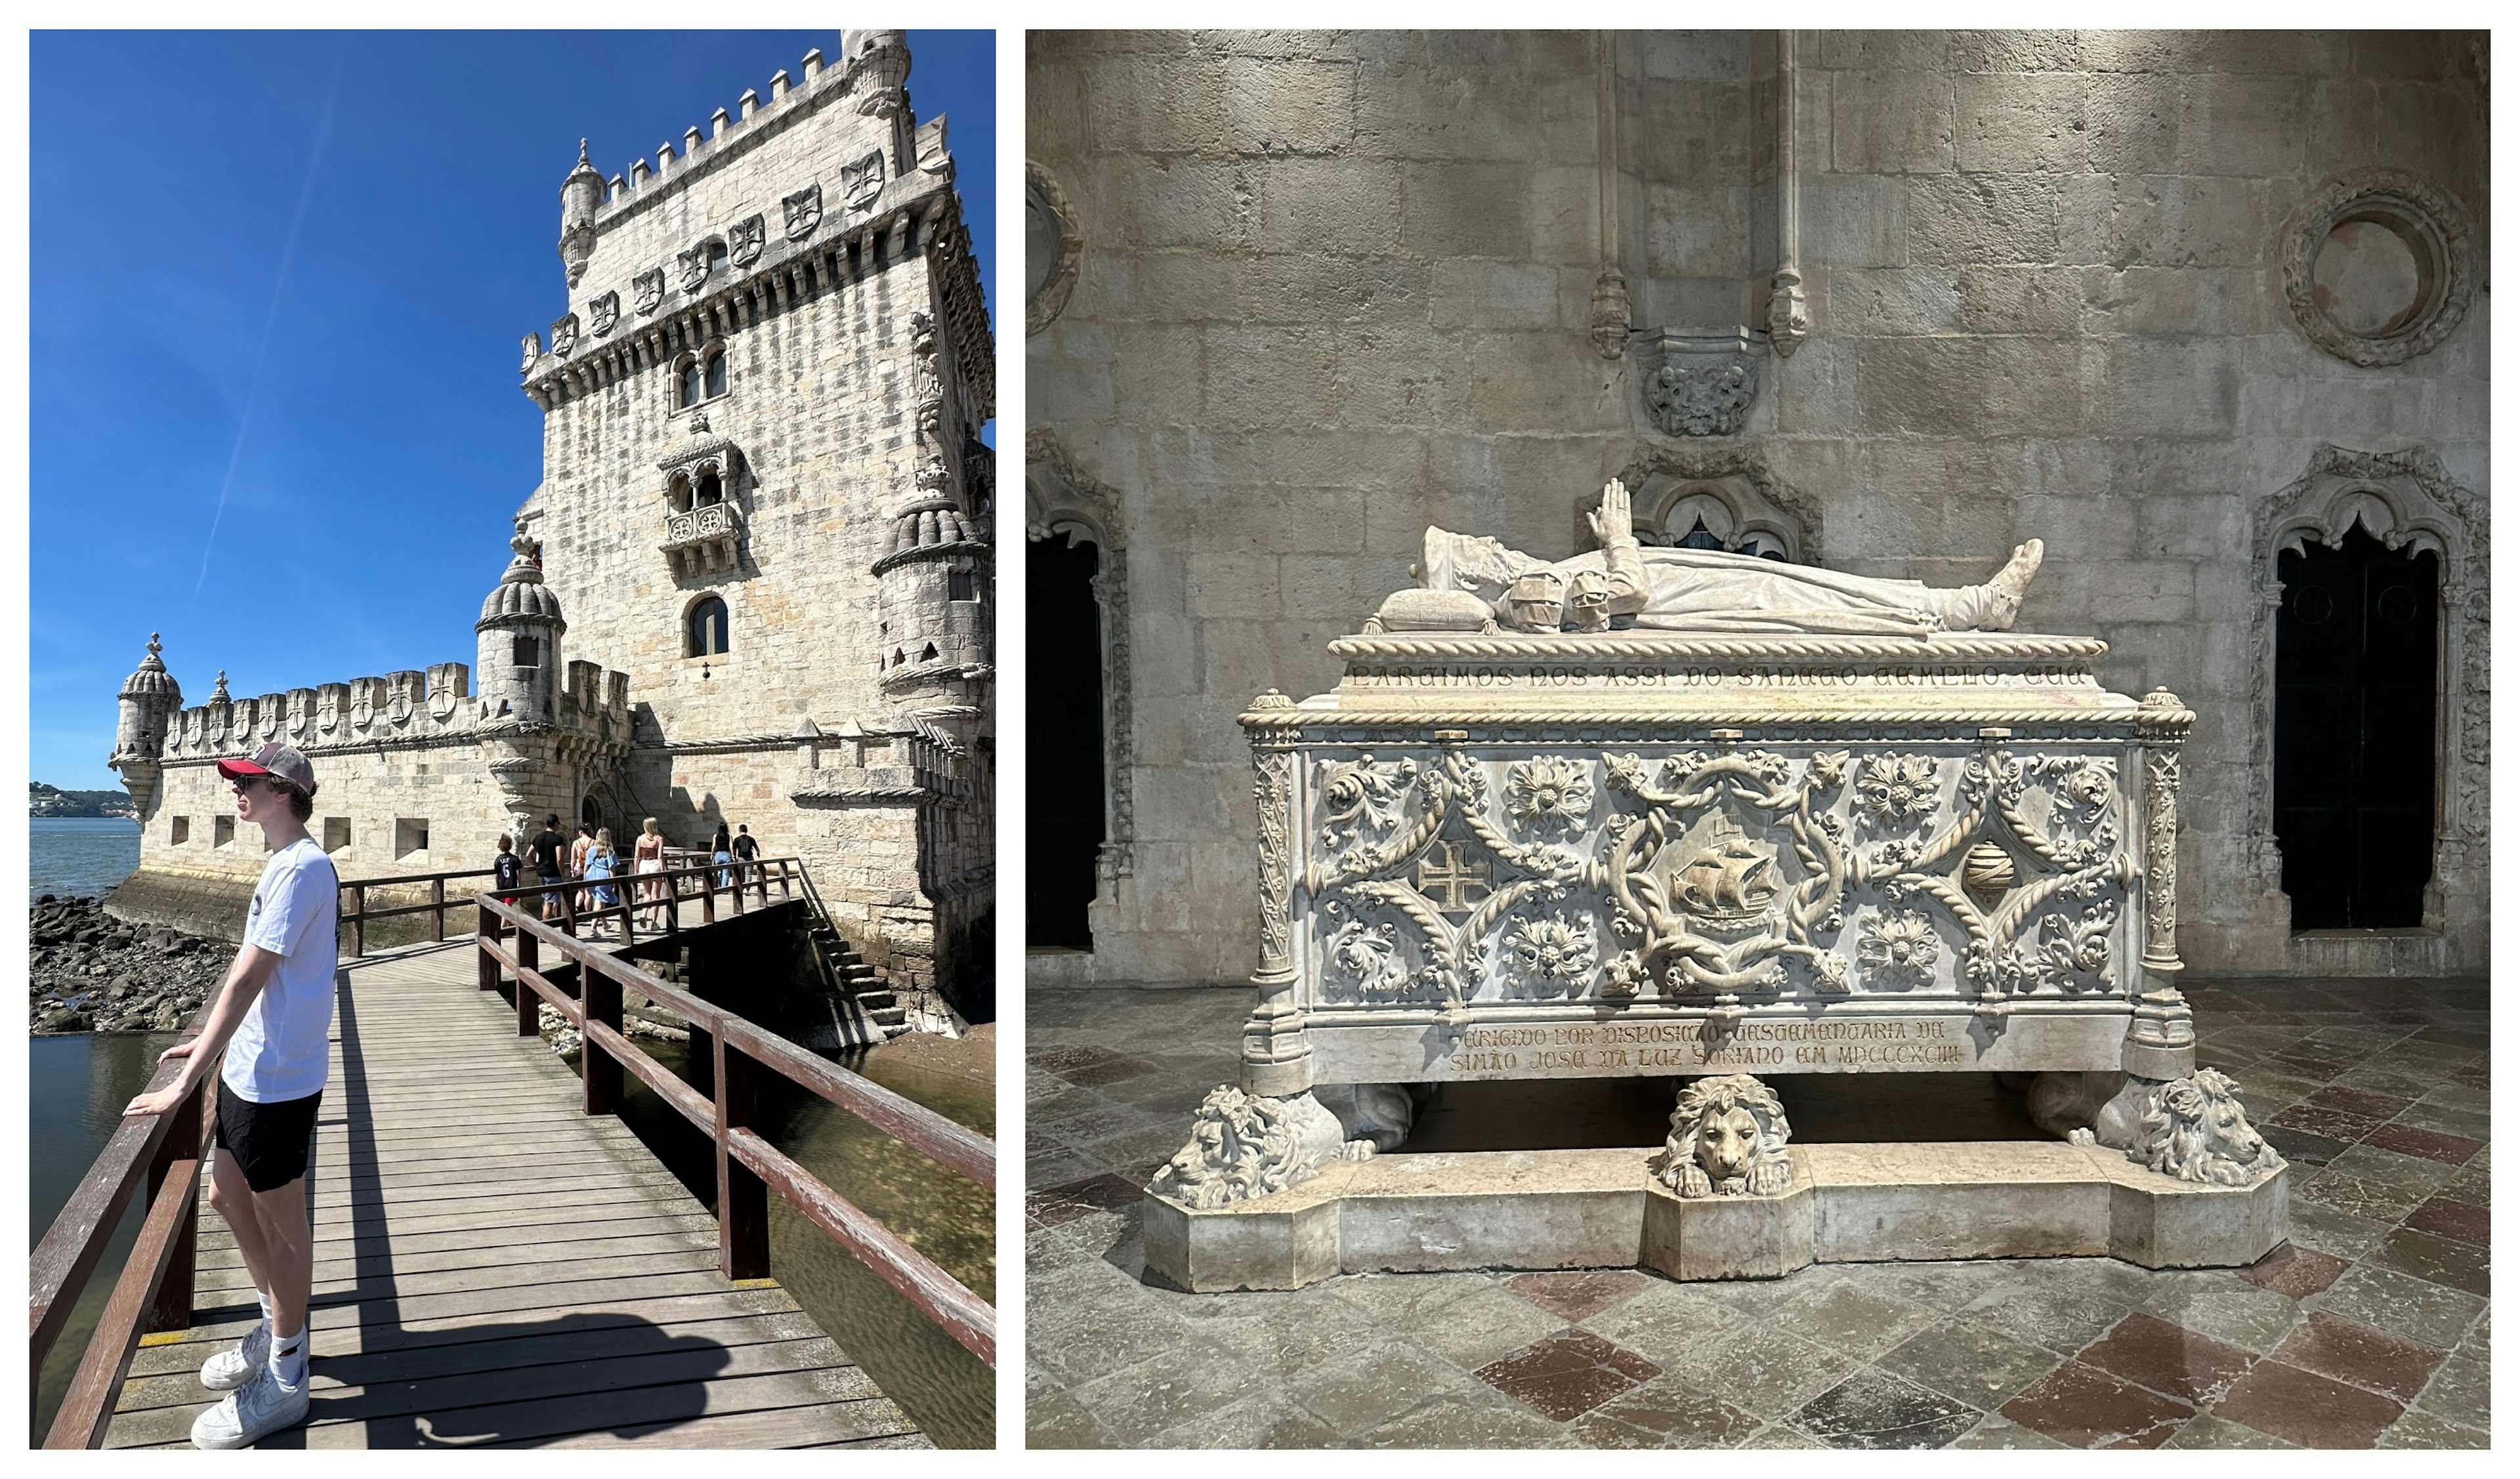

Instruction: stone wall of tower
[522,47,990,760]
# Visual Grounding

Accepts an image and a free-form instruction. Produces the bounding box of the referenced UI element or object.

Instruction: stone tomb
[1143,538,2288,1290]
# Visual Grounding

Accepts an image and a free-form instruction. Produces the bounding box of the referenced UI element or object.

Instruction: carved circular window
[2281,169,2474,367]
[1026,159,1083,337]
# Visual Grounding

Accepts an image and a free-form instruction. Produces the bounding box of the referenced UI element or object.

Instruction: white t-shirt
[221,836,341,1103]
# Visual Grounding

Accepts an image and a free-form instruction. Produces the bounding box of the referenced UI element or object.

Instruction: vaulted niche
[1028,531,1105,949]
[2273,523,2439,928]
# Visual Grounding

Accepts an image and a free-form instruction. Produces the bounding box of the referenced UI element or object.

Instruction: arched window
[667,472,692,513]
[678,359,702,408]
[704,350,728,398]
[695,470,721,507]
[687,596,729,657]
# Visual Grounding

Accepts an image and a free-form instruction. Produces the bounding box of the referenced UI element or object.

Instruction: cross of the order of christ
[1414,839,1492,913]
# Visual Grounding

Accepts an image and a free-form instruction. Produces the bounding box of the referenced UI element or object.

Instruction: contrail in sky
[188,43,348,609]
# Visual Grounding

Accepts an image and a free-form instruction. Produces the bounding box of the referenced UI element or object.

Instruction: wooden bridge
[31,860,994,1449]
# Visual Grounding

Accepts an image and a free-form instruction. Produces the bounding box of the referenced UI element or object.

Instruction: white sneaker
[198,1321,272,1391]
[190,1365,310,1449]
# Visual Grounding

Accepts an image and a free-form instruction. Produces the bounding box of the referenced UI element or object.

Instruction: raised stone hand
[1587,478,1636,549]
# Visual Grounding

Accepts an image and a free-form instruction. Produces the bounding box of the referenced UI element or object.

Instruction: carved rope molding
[1025,159,1084,337]
[2244,444,2488,896]
[2278,167,2477,368]
[1024,429,1137,881]
[1324,634,2110,662]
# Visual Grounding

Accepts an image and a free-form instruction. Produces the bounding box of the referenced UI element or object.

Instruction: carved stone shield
[676,246,708,293]
[288,698,310,738]
[549,313,580,357]
[841,151,884,210]
[588,291,620,336]
[386,684,413,726]
[350,691,375,729]
[429,680,458,722]
[258,700,281,740]
[633,268,665,314]
[519,332,541,371]
[784,182,823,241]
[730,215,765,266]
[318,691,339,733]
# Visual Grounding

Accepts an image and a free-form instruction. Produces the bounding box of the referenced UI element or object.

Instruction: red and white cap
[217,742,318,797]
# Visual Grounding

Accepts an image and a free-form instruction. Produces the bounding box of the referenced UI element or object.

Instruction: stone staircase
[813,920,908,1039]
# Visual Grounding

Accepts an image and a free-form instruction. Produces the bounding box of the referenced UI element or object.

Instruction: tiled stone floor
[1026,980,2488,1449]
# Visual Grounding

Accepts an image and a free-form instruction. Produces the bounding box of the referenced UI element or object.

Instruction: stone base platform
[1143,1141,2287,1293]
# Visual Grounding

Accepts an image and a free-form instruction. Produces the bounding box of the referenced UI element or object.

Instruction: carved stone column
[1767,31,1810,357]
[2122,688,2197,1080]
[1240,694,1311,1097]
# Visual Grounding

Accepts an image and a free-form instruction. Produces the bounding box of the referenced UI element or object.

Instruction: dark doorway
[2273,522,2439,928]
[1028,533,1104,949]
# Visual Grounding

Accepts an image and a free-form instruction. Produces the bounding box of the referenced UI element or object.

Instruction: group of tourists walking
[490,814,761,936]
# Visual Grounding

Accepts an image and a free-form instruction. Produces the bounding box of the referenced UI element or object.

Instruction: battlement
[518,30,992,420]
[148,654,631,766]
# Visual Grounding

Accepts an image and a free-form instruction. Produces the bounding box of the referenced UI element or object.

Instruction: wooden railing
[474,877,996,1365]
[30,854,898,1446]
[336,856,799,957]
[29,1002,215,1448]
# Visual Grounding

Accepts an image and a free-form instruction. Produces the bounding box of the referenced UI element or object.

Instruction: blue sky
[30,30,995,790]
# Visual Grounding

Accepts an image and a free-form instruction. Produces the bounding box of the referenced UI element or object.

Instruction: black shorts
[215,1082,324,1193]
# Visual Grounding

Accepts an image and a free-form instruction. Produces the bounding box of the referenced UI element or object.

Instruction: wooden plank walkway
[102,941,930,1449]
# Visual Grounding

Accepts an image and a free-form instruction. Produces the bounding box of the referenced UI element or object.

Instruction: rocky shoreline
[30,895,228,1033]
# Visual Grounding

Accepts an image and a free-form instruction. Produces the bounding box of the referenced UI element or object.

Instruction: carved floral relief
[1300,740,2133,1020]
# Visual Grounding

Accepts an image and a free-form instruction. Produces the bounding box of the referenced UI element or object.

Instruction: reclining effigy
[1144,482,2286,1291]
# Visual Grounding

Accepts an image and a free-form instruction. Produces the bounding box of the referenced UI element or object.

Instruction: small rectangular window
[213,816,235,848]
[948,568,975,602]
[513,635,539,667]
[323,818,351,853]
[395,818,430,859]
[171,816,190,846]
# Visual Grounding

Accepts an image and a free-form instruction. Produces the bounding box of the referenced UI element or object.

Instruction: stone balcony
[662,501,744,577]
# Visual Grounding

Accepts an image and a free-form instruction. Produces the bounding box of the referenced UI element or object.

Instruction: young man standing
[729,822,759,885]
[124,742,339,1448]
[527,812,568,921]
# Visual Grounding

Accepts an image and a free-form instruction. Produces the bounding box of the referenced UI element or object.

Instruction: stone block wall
[1028,29,2488,986]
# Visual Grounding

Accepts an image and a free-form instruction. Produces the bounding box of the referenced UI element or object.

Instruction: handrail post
[478,914,500,993]
[143,1078,209,1335]
[429,877,445,944]
[561,879,579,941]
[583,960,621,1117]
[350,885,366,959]
[702,873,717,926]
[516,928,540,1037]
[714,1036,770,1280]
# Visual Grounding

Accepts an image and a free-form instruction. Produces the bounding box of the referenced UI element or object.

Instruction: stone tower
[109,634,182,810]
[875,310,992,745]
[475,519,566,726]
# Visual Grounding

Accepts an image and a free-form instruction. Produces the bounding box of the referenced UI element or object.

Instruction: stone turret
[843,29,914,166]
[872,310,990,741]
[476,519,567,725]
[558,139,602,286]
[110,633,182,810]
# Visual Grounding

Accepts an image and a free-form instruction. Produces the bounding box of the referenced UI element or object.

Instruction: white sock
[270,1328,308,1388]
[257,1292,275,1335]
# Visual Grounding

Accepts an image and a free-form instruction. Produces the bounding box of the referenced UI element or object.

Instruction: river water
[29,818,995,1447]
[30,816,142,901]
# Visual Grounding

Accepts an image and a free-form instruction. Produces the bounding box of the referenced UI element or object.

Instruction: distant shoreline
[30,785,136,820]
